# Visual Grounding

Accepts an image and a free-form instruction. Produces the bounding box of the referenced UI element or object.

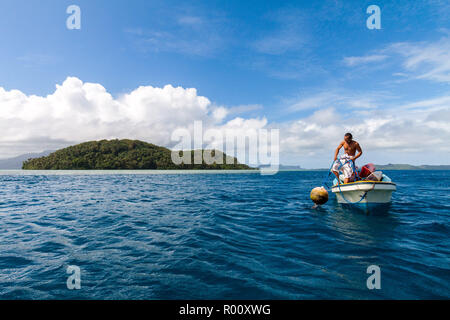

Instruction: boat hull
[331,181,396,204]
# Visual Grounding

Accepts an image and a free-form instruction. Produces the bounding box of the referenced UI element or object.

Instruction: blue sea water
[0,170,448,299]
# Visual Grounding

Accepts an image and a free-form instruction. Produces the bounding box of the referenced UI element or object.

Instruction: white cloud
[278,92,450,166]
[287,91,386,112]
[389,37,450,83]
[344,36,450,84]
[0,77,448,167]
[399,95,450,111]
[212,106,228,121]
[288,92,340,111]
[0,77,218,157]
[343,55,388,67]
[0,77,271,161]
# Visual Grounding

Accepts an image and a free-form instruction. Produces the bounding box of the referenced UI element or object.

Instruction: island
[374,164,450,170]
[22,139,253,170]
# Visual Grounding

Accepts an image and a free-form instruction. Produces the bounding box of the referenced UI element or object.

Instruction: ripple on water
[0,170,448,299]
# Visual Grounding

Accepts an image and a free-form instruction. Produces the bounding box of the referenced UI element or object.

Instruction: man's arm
[334,141,344,161]
[352,142,363,161]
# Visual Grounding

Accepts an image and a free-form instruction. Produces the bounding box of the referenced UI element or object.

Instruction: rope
[336,180,374,204]
[321,158,349,189]
[321,161,336,189]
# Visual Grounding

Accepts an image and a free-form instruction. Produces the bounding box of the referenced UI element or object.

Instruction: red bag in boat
[360,163,375,178]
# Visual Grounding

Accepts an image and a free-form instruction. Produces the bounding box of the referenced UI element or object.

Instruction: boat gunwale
[331,181,397,194]
[331,180,396,188]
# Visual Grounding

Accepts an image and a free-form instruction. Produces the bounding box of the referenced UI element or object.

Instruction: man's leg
[342,163,352,184]
[332,170,340,184]
[331,160,341,184]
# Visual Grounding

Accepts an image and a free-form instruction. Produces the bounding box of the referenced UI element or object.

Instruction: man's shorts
[331,154,354,179]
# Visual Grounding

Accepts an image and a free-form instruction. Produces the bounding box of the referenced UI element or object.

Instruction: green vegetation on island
[22,139,253,170]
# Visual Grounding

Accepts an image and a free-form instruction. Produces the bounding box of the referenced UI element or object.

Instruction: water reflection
[327,200,401,248]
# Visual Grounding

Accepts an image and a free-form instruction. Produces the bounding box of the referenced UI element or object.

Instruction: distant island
[0,150,54,169]
[374,164,450,170]
[259,164,450,171]
[22,139,253,170]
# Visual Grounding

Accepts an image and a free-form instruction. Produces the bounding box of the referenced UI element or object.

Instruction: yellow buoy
[310,186,329,205]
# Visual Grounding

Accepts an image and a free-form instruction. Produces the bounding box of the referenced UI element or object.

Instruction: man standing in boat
[331,133,363,184]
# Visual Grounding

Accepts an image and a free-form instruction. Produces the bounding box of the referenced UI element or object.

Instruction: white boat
[331,174,396,213]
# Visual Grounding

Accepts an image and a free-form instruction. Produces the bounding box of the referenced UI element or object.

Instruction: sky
[0,0,449,167]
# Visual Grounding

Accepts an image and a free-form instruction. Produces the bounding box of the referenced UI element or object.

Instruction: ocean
[0,170,448,299]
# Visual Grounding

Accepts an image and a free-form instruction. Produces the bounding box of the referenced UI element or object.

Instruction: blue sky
[0,0,449,167]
